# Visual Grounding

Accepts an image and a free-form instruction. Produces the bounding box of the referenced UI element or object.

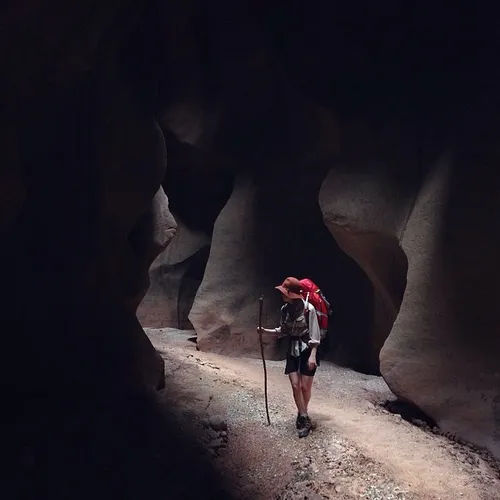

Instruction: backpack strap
[304,292,310,309]
[303,292,310,324]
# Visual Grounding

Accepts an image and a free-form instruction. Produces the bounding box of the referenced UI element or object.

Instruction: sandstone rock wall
[185,161,381,369]
[137,218,210,328]
[3,1,500,492]
[318,117,500,458]
[1,2,184,497]
[381,122,500,458]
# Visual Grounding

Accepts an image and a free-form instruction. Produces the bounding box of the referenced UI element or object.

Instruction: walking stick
[258,295,271,426]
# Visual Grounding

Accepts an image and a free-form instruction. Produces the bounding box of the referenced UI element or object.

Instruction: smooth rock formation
[381,129,500,458]
[319,122,418,370]
[188,158,379,367]
[189,174,280,357]
[138,218,210,328]
[127,187,178,311]
[137,128,234,329]
[319,117,500,457]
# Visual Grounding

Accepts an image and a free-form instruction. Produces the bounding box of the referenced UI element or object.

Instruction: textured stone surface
[320,122,500,458]
[188,174,279,357]
[127,187,178,311]
[382,147,500,459]
[138,219,210,328]
[318,122,418,371]
[187,159,377,367]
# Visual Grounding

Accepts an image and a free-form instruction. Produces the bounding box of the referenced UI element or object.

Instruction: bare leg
[288,372,307,414]
[301,375,314,414]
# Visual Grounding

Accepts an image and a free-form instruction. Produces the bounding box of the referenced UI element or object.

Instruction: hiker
[257,277,321,438]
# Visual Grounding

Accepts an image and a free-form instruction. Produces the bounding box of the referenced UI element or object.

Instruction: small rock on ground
[209,415,228,431]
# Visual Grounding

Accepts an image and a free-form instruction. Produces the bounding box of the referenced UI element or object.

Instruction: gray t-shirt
[276,300,321,357]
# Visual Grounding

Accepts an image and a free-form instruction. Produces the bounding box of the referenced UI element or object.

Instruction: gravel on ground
[146,328,500,500]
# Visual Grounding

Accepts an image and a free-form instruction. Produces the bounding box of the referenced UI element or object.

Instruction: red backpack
[299,278,332,339]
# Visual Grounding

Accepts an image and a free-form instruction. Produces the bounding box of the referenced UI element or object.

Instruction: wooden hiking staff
[258,295,271,426]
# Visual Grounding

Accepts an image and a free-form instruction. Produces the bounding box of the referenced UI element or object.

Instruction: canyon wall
[2,3,499,498]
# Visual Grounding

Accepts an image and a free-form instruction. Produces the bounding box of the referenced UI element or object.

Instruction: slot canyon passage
[2,1,500,499]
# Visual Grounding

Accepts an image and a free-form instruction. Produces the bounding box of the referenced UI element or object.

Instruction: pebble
[208,438,226,449]
[411,419,427,428]
[209,415,228,431]
[207,429,219,440]
[148,333,500,500]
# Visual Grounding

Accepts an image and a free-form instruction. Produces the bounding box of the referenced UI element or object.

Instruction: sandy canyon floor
[146,328,500,500]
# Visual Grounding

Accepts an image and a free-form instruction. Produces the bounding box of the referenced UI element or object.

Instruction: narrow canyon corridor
[2,1,500,499]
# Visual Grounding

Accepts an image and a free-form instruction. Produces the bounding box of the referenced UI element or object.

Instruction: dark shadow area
[177,246,211,329]
[328,253,377,375]
[255,0,489,124]
[253,165,380,374]
[6,390,236,500]
[325,230,410,376]
[382,399,437,429]
[162,129,234,236]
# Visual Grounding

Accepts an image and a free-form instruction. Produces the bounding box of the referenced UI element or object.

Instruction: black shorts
[284,347,320,377]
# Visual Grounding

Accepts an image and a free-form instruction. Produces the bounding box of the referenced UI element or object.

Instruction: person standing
[258,277,321,438]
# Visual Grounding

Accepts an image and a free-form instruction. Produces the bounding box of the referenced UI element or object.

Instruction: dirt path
[146,328,500,500]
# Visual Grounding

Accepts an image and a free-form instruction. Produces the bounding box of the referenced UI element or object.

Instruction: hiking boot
[297,416,312,438]
[296,414,309,429]
[296,414,304,429]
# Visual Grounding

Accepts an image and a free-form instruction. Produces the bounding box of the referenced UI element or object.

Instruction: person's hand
[307,356,317,371]
[257,327,264,334]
